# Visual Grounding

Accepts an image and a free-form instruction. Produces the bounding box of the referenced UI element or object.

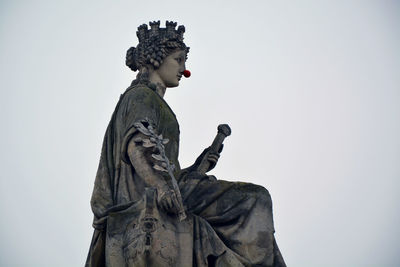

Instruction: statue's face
[154,50,186,88]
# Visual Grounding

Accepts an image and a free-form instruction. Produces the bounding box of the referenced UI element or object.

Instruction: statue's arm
[127,134,170,191]
[183,124,230,176]
[127,134,180,213]
[181,146,221,176]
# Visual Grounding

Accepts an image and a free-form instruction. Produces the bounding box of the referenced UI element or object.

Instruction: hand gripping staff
[197,124,232,175]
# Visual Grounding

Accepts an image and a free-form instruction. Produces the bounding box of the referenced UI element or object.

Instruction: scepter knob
[197,124,232,174]
[210,124,231,153]
[218,124,231,137]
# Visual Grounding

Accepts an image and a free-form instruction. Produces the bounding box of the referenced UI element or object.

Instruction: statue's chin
[166,81,179,88]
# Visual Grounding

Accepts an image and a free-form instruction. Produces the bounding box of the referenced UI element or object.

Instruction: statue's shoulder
[120,84,159,108]
[124,84,155,99]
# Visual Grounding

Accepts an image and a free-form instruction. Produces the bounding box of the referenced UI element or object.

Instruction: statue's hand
[202,150,220,172]
[158,189,180,215]
[197,145,223,172]
[180,145,223,178]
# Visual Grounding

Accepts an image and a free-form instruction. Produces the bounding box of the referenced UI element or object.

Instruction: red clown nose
[183,70,191,78]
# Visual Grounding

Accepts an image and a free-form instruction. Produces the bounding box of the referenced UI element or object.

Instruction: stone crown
[137,21,185,43]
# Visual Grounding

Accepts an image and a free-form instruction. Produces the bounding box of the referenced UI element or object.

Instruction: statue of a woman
[86,21,285,267]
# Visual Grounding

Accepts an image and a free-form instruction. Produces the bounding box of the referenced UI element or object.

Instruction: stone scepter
[197,124,231,175]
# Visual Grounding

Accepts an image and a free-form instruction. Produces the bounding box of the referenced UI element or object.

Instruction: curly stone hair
[126,21,189,85]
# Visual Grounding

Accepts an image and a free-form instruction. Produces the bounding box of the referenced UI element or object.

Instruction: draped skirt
[85,174,285,267]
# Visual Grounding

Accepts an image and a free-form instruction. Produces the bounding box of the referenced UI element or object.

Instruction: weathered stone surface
[105,188,193,266]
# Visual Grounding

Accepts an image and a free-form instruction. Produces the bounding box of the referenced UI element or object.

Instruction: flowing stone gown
[86,83,286,267]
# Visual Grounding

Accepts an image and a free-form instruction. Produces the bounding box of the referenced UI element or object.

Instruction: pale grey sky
[1,0,399,266]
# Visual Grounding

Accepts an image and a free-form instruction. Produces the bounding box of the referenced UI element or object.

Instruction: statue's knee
[242,183,273,209]
[235,183,271,199]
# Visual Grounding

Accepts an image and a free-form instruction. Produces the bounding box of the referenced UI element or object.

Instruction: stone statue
[85,21,286,267]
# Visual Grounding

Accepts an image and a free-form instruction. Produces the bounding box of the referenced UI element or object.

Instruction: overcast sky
[1,1,399,266]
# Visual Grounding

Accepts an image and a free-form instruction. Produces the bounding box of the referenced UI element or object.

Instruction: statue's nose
[180,63,186,73]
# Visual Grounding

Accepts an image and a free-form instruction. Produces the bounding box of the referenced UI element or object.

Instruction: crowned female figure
[86,21,286,267]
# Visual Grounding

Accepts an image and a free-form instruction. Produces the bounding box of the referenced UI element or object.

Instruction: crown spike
[136,24,148,43]
[149,20,160,38]
[166,21,177,39]
[177,25,185,40]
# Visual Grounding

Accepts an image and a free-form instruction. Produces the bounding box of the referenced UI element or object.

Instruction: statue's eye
[175,57,182,63]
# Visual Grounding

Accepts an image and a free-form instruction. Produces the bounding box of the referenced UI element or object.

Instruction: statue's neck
[154,83,166,98]
[148,72,166,98]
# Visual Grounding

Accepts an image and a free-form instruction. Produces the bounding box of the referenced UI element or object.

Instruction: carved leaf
[151,154,164,161]
[153,164,168,172]
[133,122,151,136]
[142,139,156,148]
[133,137,143,144]
[148,125,155,132]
